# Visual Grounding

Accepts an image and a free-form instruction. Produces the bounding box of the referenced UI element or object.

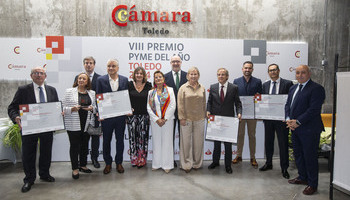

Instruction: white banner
[1,37,307,161]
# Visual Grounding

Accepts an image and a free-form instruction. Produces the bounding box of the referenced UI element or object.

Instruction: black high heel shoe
[72,172,79,179]
[79,167,92,173]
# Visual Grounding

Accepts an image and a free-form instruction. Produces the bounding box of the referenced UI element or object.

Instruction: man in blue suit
[233,61,262,168]
[285,65,325,195]
[259,64,293,179]
[96,59,128,174]
[164,55,187,167]
[74,56,101,168]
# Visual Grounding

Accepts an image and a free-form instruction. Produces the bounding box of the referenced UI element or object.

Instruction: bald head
[170,55,182,73]
[295,65,311,84]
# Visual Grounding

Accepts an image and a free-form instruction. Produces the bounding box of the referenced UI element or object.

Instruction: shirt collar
[220,81,228,88]
[33,82,44,88]
[270,77,280,84]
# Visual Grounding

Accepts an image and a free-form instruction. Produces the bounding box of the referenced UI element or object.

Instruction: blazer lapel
[28,83,37,104]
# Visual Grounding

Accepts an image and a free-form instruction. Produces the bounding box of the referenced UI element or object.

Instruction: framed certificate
[206,115,239,143]
[20,102,65,136]
[96,90,132,119]
[255,94,288,120]
[240,96,255,119]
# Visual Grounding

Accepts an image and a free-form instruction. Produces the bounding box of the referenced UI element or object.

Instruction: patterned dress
[127,81,152,167]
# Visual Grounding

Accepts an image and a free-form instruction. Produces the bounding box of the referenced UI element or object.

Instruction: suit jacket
[234,76,262,96]
[146,87,176,123]
[207,82,242,117]
[62,87,96,131]
[285,79,325,134]
[95,74,128,94]
[8,83,59,123]
[164,70,187,99]
[74,72,101,92]
[262,78,293,95]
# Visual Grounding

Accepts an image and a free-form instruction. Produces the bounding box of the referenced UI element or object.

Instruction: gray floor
[0,158,349,200]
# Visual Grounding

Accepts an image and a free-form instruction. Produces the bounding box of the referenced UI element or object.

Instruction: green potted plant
[1,121,22,153]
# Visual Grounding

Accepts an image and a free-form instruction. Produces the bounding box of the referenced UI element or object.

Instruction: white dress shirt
[219,81,228,97]
[33,82,47,103]
[269,77,281,94]
[109,75,119,91]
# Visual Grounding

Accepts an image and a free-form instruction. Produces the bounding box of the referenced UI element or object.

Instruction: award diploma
[96,90,132,119]
[206,115,239,143]
[254,94,288,120]
[19,102,64,136]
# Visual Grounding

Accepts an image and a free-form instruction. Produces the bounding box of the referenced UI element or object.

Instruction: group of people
[8,55,325,196]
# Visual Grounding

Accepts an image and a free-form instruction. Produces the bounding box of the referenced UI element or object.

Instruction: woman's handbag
[87,114,102,136]
[87,124,102,136]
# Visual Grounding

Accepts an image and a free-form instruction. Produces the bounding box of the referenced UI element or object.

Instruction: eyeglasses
[32,72,46,76]
[268,69,278,72]
[171,60,181,63]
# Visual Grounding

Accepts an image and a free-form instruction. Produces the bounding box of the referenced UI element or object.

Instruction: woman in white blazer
[63,72,96,179]
[147,71,176,173]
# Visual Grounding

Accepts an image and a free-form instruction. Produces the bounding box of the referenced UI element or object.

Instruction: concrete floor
[0,159,349,200]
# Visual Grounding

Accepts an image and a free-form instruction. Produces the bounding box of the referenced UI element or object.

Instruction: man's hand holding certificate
[96,90,132,120]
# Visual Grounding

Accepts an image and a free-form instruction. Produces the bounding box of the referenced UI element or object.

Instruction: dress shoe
[92,159,100,168]
[250,158,258,168]
[259,164,272,171]
[117,164,125,173]
[103,165,112,174]
[21,182,33,193]
[232,156,242,164]
[183,168,191,173]
[164,169,171,173]
[225,166,233,174]
[303,186,317,195]
[174,161,177,168]
[208,162,219,169]
[40,175,55,182]
[282,169,290,179]
[137,165,144,169]
[288,177,308,185]
[72,171,79,180]
[79,167,92,173]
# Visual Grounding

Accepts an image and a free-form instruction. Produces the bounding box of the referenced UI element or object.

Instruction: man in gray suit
[207,68,242,174]
[259,64,293,179]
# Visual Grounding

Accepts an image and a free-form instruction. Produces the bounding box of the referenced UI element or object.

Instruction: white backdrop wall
[1,37,308,162]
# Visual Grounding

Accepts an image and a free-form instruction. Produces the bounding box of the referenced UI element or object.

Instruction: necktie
[271,81,276,94]
[175,72,180,89]
[220,85,225,103]
[290,84,303,117]
[39,86,45,103]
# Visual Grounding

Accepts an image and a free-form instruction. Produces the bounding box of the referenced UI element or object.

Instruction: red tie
[220,85,225,103]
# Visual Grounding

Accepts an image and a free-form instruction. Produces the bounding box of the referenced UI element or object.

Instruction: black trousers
[21,132,53,183]
[212,141,232,167]
[67,130,90,170]
[263,120,289,170]
[90,135,100,160]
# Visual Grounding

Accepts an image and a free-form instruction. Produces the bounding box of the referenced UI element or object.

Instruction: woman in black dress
[127,67,152,168]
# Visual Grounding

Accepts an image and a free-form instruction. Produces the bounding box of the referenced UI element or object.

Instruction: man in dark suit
[259,64,293,179]
[74,56,101,168]
[207,68,242,174]
[285,65,325,195]
[233,61,262,168]
[96,59,128,174]
[8,66,58,193]
[164,55,187,167]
